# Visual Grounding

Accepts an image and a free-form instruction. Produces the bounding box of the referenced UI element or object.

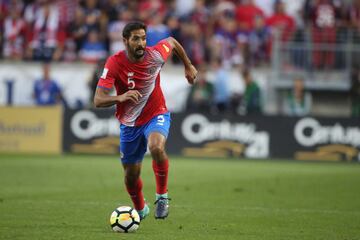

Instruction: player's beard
[129,45,145,59]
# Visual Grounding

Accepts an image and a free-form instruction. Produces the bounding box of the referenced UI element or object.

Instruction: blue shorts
[119,112,171,164]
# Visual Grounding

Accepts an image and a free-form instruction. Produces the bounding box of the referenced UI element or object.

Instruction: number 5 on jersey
[127,72,135,89]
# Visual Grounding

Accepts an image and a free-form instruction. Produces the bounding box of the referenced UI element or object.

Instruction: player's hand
[118,90,142,104]
[185,64,198,85]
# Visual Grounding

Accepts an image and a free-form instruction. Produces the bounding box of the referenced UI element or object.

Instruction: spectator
[146,13,170,47]
[26,0,66,62]
[284,0,306,27]
[82,0,101,31]
[138,0,167,25]
[0,0,24,23]
[175,0,195,17]
[349,0,360,68]
[179,17,206,66]
[266,0,295,42]
[282,77,312,116]
[248,15,271,66]
[190,0,211,37]
[186,65,213,112]
[212,58,231,113]
[255,0,274,17]
[235,0,265,32]
[309,0,339,69]
[210,0,236,37]
[349,0,360,32]
[2,3,25,60]
[239,68,262,115]
[79,29,107,63]
[213,0,236,17]
[108,8,134,54]
[68,7,87,53]
[33,63,64,106]
[81,0,108,43]
[351,69,360,117]
[165,13,181,41]
[57,0,77,28]
[211,12,243,68]
[104,0,129,23]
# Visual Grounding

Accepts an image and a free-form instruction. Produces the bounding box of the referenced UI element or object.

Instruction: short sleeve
[153,39,173,62]
[97,57,116,90]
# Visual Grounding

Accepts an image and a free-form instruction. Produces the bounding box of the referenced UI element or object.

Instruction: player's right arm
[94,88,142,108]
[93,57,142,108]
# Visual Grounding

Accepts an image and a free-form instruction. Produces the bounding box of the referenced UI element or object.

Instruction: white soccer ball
[110,206,140,233]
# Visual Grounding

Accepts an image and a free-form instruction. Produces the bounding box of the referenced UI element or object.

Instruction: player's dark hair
[122,22,147,39]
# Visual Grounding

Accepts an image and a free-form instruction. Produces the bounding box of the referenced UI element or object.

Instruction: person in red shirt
[265,1,295,58]
[25,0,66,62]
[310,0,338,68]
[94,22,197,220]
[266,1,295,41]
[235,0,265,31]
[138,0,167,25]
[2,5,26,60]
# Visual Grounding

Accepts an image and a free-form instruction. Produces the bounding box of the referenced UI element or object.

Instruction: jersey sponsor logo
[162,44,169,53]
[101,68,109,79]
[148,67,157,75]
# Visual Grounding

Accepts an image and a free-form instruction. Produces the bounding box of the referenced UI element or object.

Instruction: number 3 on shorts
[157,115,165,126]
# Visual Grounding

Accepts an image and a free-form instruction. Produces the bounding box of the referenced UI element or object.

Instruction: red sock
[152,159,169,195]
[125,178,145,211]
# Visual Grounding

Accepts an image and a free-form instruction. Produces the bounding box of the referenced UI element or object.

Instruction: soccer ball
[110,206,140,233]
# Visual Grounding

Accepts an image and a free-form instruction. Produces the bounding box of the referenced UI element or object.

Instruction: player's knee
[124,169,140,185]
[148,144,165,158]
[125,175,138,188]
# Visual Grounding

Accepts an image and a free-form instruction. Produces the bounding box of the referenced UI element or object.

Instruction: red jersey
[235,4,265,31]
[266,14,295,41]
[312,1,336,28]
[97,39,173,127]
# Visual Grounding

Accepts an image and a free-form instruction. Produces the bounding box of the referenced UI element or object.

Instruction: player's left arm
[166,37,198,85]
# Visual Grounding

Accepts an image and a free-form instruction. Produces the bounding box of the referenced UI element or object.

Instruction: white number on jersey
[127,72,135,89]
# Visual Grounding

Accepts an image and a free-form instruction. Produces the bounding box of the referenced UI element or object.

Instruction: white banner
[0,62,94,108]
[0,62,269,111]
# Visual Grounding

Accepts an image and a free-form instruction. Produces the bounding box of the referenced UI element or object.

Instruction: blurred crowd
[2,0,360,116]
[0,0,360,67]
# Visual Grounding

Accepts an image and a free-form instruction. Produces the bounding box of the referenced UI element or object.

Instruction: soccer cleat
[137,204,150,221]
[154,197,171,219]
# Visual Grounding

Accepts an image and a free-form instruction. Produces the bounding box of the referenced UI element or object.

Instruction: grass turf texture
[0,155,359,240]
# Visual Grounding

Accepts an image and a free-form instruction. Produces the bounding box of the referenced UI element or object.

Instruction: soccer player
[94,22,197,220]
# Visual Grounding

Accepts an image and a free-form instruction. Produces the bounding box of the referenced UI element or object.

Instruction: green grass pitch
[0,154,359,240]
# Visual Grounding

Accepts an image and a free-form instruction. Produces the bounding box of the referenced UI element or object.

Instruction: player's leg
[148,132,170,219]
[120,129,149,220]
[144,113,171,219]
[148,132,169,195]
[122,162,149,220]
